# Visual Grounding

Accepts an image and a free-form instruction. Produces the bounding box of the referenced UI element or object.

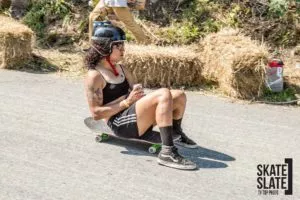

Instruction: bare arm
[85,71,128,120]
[121,65,145,102]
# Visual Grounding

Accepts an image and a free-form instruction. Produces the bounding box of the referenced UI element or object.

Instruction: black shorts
[107,103,153,138]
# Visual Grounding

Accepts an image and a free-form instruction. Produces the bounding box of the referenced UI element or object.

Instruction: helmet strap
[106,56,119,76]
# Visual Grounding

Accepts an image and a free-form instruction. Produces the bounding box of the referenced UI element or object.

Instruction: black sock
[173,118,182,131]
[159,126,174,146]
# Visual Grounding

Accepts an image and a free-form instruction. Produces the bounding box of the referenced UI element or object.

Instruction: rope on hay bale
[0,15,33,69]
[199,28,269,99]
[123,44,203,88]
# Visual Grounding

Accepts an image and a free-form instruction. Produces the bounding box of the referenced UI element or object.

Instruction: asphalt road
[0,69,299,200]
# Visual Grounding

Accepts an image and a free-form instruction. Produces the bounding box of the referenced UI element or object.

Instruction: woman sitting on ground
[84,22,197,170]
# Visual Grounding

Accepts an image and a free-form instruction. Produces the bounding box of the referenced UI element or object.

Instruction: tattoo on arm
[94,88,103,104]
[87,85,103,105]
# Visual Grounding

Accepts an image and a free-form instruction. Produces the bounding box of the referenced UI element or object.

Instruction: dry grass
[198,28,269,99]
[32,44,204,85]
[281,45,300,92]
[2,14,292,100]
[0,15,33,69]
[31,40,300,100]
[34,48,86,78]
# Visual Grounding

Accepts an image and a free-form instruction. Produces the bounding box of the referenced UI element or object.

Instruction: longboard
[84,117,162,154]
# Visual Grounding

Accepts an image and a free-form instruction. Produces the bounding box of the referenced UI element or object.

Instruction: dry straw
[123,44,203,87]
[284,45,300,90]
[0,15,33,69]
[199,28,268,99]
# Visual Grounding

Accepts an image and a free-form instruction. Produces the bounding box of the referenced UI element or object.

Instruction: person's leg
[135,89,188,136]
[170,89,198,148]
[135,88,172,135]
[170,89,186,120]
[135,88,196,170]
[89,6,113,42]
[112,7,150,44]
[136,88,174,146]
[149,89,186,120]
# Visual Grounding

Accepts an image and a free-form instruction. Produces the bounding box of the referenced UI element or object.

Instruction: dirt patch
[34,48,86,78]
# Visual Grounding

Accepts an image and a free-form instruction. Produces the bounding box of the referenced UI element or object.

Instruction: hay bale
[0,15,33,69]
[199,28,268,99]
[123,44,203,87]
[284,46,300,91]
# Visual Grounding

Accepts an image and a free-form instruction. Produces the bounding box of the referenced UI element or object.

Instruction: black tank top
[100,67,130,105]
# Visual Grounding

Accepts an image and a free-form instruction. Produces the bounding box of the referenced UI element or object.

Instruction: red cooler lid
[268,59,284,67]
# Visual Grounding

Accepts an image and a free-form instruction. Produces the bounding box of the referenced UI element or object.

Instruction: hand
[126,86,144,105]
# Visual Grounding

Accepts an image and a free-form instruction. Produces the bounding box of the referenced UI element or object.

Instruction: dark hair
[85,22,126,70]
[85,39,112,70]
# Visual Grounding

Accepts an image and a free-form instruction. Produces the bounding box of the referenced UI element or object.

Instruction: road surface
[0,69,299,200]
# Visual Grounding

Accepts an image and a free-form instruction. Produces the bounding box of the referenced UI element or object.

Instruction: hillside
[8,0,300,48]
[1,0,300,102]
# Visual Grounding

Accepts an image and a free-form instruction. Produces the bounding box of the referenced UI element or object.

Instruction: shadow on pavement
[7,54,58,74]
[100,139,235,169]
[192,158,228,169]
[178,146,235,169]
[179,146,235,162]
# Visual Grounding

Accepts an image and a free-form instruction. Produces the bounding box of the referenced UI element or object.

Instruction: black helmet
[92,21,126,42]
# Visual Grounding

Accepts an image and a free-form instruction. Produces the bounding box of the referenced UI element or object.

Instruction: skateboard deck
[84,117,162,154]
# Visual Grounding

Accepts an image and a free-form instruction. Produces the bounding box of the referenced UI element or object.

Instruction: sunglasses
[112,41,125,50]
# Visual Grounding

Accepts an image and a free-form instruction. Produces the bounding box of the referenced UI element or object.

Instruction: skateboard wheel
[95,135,103,142]
[149,144,162,154]
[95,133,109,143]
[148,146,157,154]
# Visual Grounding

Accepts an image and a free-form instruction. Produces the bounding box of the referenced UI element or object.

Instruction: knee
[157,88,172,103]
[177,90,187,103]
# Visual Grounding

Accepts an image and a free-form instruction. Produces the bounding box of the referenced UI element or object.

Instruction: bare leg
[135,88,173,136]
[135,88,196,170]
[148,89,187,127]
[137,89,197,148]
[170,90,186,120]
[170,90,197,148]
